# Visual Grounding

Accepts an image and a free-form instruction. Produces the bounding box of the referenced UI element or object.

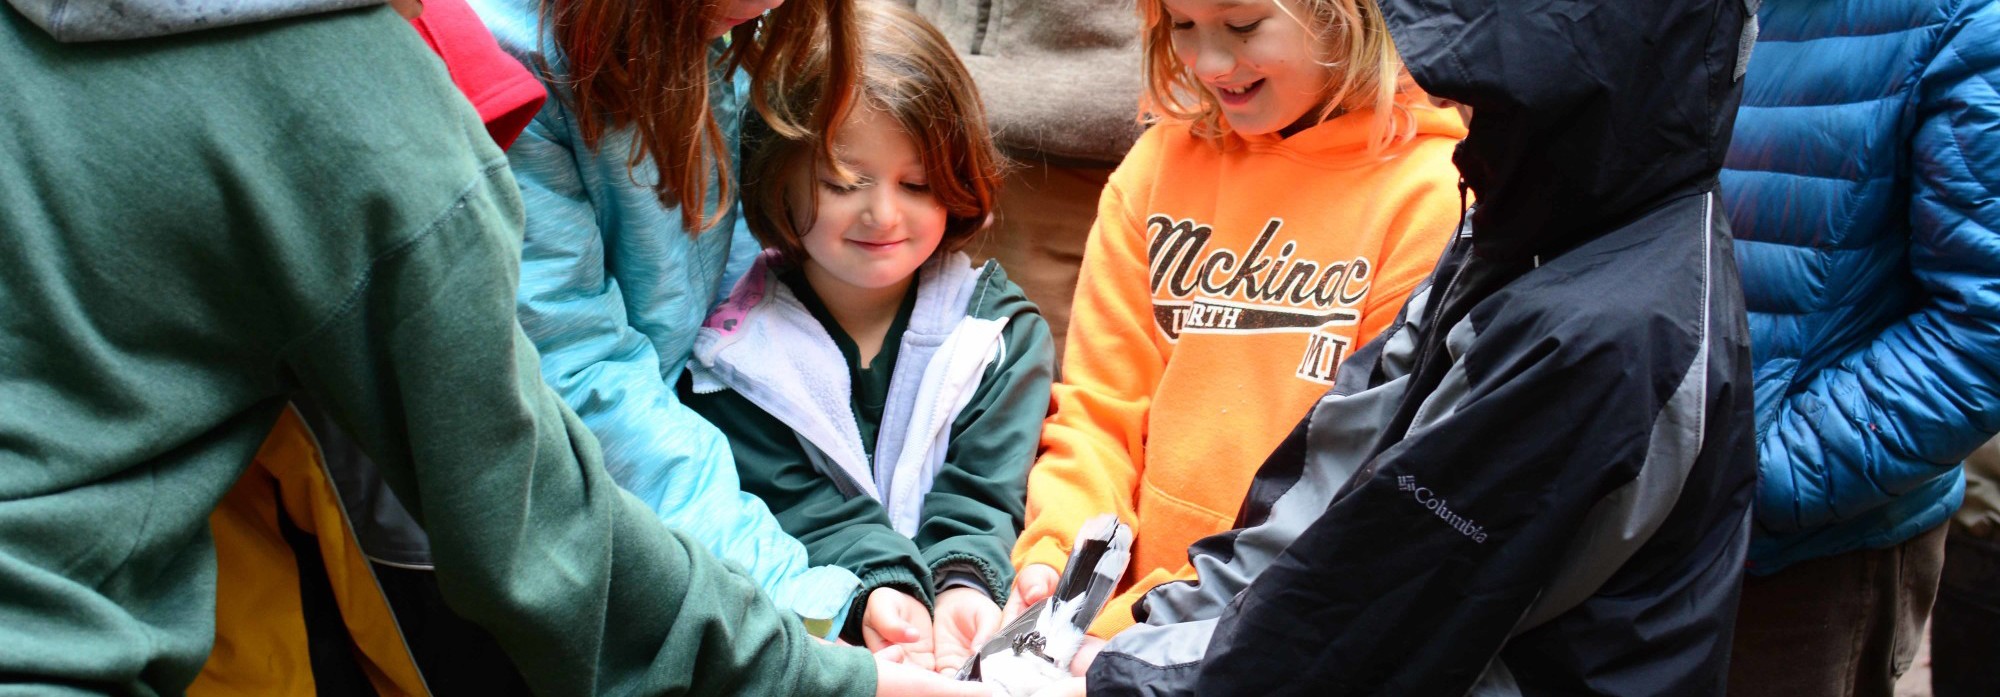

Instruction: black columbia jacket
[1085,0,1761,694]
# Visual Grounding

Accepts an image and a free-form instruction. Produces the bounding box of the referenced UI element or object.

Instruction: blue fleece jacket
[467,0,860,622]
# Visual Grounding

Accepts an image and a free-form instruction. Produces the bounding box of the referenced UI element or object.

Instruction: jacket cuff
[935,570,988,595]
[1086,650,1202,697]
[928,552,1009,604]
[774,564,864,634]
[839,566,931,644]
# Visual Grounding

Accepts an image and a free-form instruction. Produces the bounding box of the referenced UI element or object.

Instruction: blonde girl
[1005,0,1469,643]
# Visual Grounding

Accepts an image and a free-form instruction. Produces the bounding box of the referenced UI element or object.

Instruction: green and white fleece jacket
[684,252,1054,630]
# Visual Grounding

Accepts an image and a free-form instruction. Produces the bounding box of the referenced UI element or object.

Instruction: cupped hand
[862,587,937,671]
[932,586,1002,675]
[1000,564,1059,626]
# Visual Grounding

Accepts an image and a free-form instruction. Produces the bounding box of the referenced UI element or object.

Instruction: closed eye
[1227,19,1263,34]
[821,178,867,194]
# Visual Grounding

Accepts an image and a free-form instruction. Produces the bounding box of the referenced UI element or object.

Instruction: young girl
[469,0,872,637]
[1006,0,1468,639]
[680,1,1055,676]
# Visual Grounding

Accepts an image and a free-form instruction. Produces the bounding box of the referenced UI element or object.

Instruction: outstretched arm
[504,100,859,623]
[1189,338,1693,696]
[680,384,932,635]
[1013,182,1159,596]
[918,269,1056,601]
[284,154,874,697]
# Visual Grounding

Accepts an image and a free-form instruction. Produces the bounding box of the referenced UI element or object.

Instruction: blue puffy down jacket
[1723,0,2000,573]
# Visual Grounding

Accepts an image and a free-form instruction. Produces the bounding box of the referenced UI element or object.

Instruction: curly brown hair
[739,0,1005,267]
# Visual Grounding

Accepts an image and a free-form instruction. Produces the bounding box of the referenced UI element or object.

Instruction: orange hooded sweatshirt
[1013,100,1467,637]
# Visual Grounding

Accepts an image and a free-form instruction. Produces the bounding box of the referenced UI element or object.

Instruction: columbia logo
[1396,474,1488,544]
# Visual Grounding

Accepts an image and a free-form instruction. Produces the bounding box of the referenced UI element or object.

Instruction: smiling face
[1160,0,1333,136]
[790,106,949,300]
[707,0,783,39]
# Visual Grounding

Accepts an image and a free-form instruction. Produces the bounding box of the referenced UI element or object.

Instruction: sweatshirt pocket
[1131,475,1235,579]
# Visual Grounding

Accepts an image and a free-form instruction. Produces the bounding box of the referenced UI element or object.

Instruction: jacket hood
[9,0,379,42]
[1379,0,1756,261]
[690,251,1010,536]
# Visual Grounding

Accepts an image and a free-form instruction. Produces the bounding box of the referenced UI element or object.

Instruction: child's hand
[1001,564,1059,625]
[931,586,1001,675]
[872,653,994,697]
[863,587,936,671]
[1069,636,1106,676]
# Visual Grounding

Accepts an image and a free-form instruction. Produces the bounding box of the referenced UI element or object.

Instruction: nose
[1187,33,1236,83]
[861,188,901,230]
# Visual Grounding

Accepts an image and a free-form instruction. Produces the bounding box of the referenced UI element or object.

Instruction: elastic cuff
[929,552,1007,604]
[839,567,930,644]
[935,571,988,596]
[859,566,930,607]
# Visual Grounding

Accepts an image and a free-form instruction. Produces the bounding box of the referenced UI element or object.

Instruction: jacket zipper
[1407,180,1476,386]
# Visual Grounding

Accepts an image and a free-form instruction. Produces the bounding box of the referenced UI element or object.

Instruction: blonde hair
[1138,0,1417,150]
[740,1,1004,267]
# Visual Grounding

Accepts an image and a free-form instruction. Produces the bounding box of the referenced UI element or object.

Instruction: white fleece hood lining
[689,252,1007,536]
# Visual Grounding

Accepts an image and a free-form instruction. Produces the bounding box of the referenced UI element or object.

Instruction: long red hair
[545,0,859,233]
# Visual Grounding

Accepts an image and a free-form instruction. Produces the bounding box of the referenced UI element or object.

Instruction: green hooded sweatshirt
[0,5,871,695]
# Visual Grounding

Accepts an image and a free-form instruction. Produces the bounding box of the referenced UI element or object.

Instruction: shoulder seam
[280,158,514,360]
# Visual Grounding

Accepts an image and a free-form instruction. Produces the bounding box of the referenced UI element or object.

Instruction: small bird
[958,514,1133,696]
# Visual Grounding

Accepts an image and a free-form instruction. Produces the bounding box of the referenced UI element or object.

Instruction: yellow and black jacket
[193,404,531,696]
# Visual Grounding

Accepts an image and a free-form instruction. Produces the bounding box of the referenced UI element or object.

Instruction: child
[1083,0,1759,692]
[1006,0,1467,638]
[680,1,1056,676]
[468,0,874,636]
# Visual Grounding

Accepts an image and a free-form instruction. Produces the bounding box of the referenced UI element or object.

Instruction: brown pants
[1727,523,1949,697]
[1931,525,2000,697]
[969,159,1112,362]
